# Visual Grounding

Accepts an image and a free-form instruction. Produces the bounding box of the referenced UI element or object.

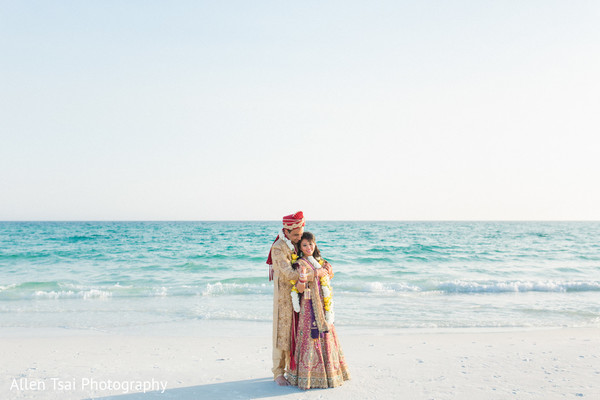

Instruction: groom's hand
[323,262,333,278]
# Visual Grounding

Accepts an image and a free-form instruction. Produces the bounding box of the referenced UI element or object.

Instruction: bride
[287,231,350,389]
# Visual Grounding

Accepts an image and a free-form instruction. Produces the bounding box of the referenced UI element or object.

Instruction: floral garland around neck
[290,255,334,324]
[289,253,300,312]
[279,229,303,311]
[279,229,295,253]
[290,280,300,312]
[317,258,335,325]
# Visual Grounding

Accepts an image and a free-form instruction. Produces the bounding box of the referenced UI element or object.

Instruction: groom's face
[286,227,304,244]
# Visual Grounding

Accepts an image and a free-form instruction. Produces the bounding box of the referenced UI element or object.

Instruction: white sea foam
[353,282,421,293]
[201,282,268,296]
[193,309,271,322]
[32,289,112,300]
[436,280,600,293]
[0,284,17,292]
[13,280,600,301]
[336,280,600,294]
[82,289,112,299]
[113,283,133,288]
[34,290,75,299]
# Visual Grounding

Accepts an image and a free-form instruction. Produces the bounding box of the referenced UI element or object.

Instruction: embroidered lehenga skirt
[287,294,351,389]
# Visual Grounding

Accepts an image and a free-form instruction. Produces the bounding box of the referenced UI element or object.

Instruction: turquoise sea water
[1,221,599,332]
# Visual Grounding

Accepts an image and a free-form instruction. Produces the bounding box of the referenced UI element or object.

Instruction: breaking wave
[336,280,600,294]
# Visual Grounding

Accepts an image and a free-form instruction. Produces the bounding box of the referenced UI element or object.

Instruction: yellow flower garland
[290,279,300,312]
[289,256,334,323]
[321,276,333,310]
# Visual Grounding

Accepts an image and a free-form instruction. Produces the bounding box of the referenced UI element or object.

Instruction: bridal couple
[266,211,350,390]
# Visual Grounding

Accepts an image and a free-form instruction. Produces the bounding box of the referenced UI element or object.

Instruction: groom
[267,211,313,386]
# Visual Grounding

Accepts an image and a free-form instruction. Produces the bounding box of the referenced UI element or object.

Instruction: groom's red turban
[266,211,305,281]
[282,211,305,230]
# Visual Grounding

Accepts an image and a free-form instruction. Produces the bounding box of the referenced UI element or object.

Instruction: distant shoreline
[1,220,599,223]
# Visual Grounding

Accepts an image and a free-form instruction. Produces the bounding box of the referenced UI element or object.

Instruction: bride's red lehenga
[287,260,351,389]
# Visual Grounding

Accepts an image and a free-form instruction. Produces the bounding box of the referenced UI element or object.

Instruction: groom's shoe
[275,375,290,386]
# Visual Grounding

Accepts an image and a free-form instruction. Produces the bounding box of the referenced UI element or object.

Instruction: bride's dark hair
[298,231,322,259]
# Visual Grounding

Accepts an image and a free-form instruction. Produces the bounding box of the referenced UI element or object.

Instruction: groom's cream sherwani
[271,238,300,378]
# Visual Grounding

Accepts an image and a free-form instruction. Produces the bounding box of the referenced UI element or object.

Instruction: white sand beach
[1,323,599,400]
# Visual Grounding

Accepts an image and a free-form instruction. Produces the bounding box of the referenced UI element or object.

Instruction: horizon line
[1,219,599,223]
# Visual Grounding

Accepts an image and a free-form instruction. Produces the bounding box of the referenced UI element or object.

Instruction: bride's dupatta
[300,259,330,336]
[310,275,330,336]
[290,258,330,369]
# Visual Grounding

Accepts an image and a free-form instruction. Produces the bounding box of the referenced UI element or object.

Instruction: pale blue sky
[1,1,599,220]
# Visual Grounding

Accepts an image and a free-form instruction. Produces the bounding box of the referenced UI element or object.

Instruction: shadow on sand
[86,377,301,400]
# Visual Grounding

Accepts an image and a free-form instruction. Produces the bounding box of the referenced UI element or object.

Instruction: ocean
[1,221,599,333]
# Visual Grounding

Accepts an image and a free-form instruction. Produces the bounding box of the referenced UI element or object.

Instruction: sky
[1,1,599,221]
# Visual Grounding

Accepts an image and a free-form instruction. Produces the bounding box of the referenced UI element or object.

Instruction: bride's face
[300,239,315,257]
